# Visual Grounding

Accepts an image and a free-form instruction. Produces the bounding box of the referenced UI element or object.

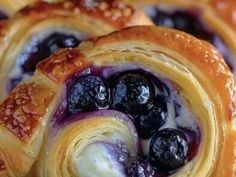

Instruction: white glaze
[74,143,127,177]
[141,79,199,154]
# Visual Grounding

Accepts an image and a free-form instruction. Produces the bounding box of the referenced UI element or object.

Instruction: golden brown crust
[0,83,55,143]
[38,48,91,83]
[209,0,236,32]
[0,0,143,46]
[19,0,144,30]
[130,0,236,76]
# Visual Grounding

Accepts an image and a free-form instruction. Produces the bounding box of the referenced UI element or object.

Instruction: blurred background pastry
[129,0,236,74]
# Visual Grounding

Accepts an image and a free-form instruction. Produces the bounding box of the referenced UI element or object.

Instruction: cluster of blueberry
[68,70,191,176]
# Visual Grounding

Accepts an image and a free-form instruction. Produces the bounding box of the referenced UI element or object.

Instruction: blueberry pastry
[0,0,152,101]
[0,26,235,177]
[129,0,236,75]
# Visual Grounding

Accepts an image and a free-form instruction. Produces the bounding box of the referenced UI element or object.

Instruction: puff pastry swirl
[0,26,236,177]
[0,0,152,101]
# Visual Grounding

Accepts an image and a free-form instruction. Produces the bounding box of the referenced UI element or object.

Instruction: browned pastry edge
[39,26,236,119]
[0,0,151,55]
[19,0,140,30]
[0,83,55,143]
[209,0,236,32]
[38,49,91,83]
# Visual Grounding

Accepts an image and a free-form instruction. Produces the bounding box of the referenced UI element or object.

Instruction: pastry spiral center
[52,65,201,176]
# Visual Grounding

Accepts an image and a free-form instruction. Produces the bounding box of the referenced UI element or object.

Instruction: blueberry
[112,74,153,116]
[172,11,213,42]
[0,11,8,20]
[149,8,214,43]
[149,128,188,171]
[137,96,167,139]
[9,33,82,92]
[45,33,79,54]
[150,9,174,28]
[68,75,109,113]
[22,32,80,73]
[126,157,155,177]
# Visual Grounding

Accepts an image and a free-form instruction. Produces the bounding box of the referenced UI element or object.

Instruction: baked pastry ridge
[130,0,236,75]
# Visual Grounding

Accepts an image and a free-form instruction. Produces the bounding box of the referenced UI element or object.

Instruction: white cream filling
[74,143,127,177]
[141,80,199,154]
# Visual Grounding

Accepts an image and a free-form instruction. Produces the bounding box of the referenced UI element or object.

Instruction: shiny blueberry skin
[21,32,80,73]
[126,157,155,177]
[149,128,188,172]
[137,96,168,139]
[112,73,154,116]
[68,75,110,114]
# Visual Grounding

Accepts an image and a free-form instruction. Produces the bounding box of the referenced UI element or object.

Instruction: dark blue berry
[0,11,8,20]
[149,128,188,171]
[126,157,155,177]
[149,8,213,42]
[112,74,153,115]
[137,96,167,139]
[22,32,80,73]
[9,33,81,91]
[172,11,213,42]
[68,75,109,113]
